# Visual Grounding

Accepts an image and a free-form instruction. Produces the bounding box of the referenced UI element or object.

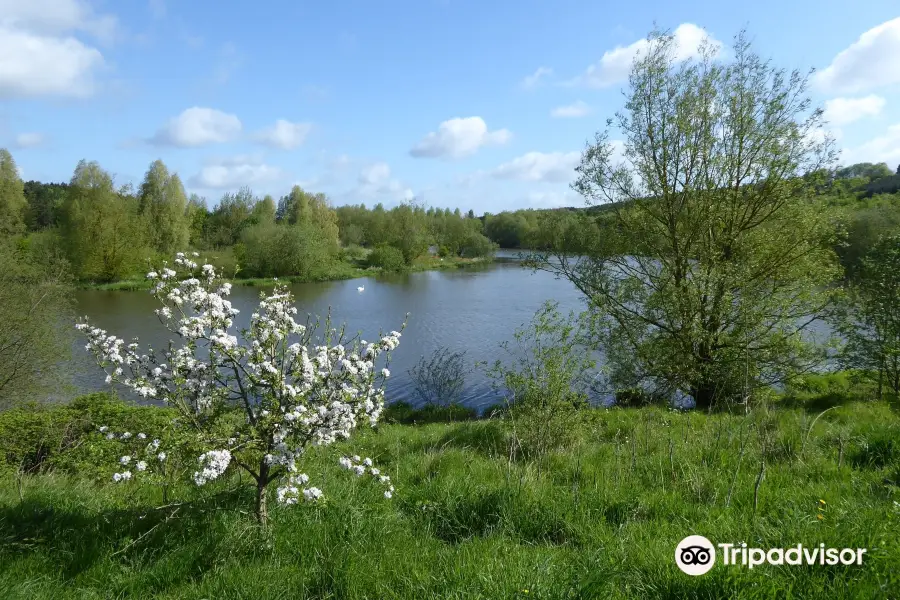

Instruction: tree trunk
[255,462,270,526]
[691,382,717,412]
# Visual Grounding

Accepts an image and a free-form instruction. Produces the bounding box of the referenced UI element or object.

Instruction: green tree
[530,29,840,409]
[207,188,254,248]
[838,232,900,398]
[366,245,406,271]
[23,181,68,230]
[0,243,74,407]
[62,161,145,282]
[835,162,893,181]
[240,221,337,279]
[388,203,429,263]
[251,195,277,225]
[0,149,27,237]
[138,160,190,254]
[185,194,209,248]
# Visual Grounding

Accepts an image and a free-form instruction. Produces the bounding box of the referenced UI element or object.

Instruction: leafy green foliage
[0,393,176,475]
[0,149,27,237]
[530,30,841,409]
[409,347,467,409]
[61,160,149,282]
[486,303,595,457]
[137,160,190,255]
[837,232,900,398]
[367,245,406,271]
[0,241,74,406]
[238,221,340,278]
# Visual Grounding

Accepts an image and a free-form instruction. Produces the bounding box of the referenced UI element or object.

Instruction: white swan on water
[357,286,365,292]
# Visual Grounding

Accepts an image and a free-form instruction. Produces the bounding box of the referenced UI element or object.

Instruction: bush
[485,302,595,458]
[367,245,406,271]
[239,222,338,278]
[0,393,176,475]
[409,347,467,409]
[341,244,368,265]
[459,232,496,258]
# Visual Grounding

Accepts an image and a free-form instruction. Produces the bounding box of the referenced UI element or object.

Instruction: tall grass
[1,398,898,599]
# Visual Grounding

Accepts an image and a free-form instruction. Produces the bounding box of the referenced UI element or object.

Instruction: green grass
[1,397,898,599]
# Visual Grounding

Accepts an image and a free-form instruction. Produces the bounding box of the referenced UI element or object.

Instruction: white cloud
[13,132,46,149]
[410,117,511,159]
[151,107,242,147]
[526,190,581,208]
[188,155,283,189]
[551,100,591,118]
[822,95,886,126]
[0,0,118,41]
[491,151,580,183]
[841,123,900,167]
[0,0,118,100]
[815,18,900,93]
[569,23,721,88]
[358,162,391,186]
[253,119,312,150]
[356,162,407,197]
[521,66,553,89]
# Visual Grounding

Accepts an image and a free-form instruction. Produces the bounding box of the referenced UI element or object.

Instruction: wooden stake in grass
[753,459,766,514]
[630,433,637,474]
[668,437,675,482]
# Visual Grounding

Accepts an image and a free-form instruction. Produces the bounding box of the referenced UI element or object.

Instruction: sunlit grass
[1,400,898,599]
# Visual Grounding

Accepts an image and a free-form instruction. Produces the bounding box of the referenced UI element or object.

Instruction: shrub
[341,244,368,265]
[367,245,406,271]
[239,222,337,278]
[459,232,496,258]
[0,393,176,475]
[409,347,467,409]
[485,302,595,458]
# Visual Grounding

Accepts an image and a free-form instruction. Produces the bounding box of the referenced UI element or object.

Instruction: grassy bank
[1,393,898,598]
[79,253,492,292]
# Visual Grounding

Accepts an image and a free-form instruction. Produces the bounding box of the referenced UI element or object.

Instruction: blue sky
[2,0,900,213]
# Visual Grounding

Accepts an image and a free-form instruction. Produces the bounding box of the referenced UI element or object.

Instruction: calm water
[70,251,586,411]
[69,251,835,410]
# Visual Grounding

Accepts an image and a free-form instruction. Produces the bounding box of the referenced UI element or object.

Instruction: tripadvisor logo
[675,536,867,576]
[675,535,716,575]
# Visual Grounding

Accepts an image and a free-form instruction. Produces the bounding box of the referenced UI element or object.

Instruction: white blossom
[76,252,403,513]
[193,450,232,486]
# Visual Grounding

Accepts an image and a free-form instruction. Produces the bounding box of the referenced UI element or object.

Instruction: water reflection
[71,256,586,411]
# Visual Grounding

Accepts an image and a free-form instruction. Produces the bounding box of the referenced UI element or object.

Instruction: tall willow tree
[138,159,190,254]
[530,30,840,409]
[0,149,27,237]
[62,161,145,282]
[838,232,900,398]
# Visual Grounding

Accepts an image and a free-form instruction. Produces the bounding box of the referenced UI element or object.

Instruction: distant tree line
[6,155,504,283]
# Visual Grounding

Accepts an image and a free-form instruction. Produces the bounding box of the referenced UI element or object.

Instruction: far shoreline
[78,254,496,292]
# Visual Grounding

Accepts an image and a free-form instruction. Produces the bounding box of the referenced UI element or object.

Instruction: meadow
[1,385,898,599]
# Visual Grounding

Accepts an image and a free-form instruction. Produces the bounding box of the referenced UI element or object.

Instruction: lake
[69,251,835,410]
[70,251,586,412]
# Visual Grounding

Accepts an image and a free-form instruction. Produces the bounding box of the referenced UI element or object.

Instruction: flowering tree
[77,252,402,524]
